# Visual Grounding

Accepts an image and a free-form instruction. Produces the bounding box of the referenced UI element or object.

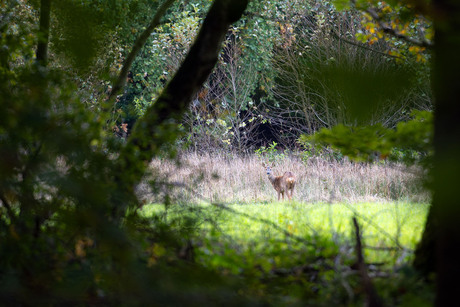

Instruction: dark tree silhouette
[413,0,460,303]
[430,0,460,303]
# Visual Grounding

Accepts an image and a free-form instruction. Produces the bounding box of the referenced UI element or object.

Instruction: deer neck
[267,173,277,184]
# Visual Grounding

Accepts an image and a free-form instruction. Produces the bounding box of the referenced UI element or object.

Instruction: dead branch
[350,0,434,49]
[107,0,176,101]
[353,217,383,307]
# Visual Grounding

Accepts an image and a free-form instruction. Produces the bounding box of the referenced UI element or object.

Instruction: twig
[365,7,433,48]
[107,0,176,101]
[364,245,408,252]
[330,29,403,60]
[343,203,405,250]
[0,193,18,225]
[36,0,52,66]
[348,0,433,49]
[353,217,383,307]
[142,177,317,246]
[214,203,317,247]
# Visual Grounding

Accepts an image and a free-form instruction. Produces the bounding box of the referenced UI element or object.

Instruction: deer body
[266,167,296,201]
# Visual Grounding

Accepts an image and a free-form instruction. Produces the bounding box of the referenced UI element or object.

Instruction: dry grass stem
[137,152,429,204]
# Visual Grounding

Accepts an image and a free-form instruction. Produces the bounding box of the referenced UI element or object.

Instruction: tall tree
[0,0,249,303]
[110,0,249,217]
[35,0,51,65]
[309,0,460,301]
[426,0,460,303]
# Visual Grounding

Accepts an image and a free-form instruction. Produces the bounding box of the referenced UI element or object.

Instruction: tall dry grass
[137,152,429,204]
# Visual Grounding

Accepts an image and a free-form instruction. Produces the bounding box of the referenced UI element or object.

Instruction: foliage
[109,0,433,154]
[1,28,122,303]
[0,0,252,304]
[302,110,433,164]
[128,2,204,117]
[117,0,284,152]
[254,141,288,165]
[334,0,432,62]
[0,0,443,304]
[267,0,431,146]
[140,202,433,305]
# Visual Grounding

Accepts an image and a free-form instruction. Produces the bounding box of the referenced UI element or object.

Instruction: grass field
[138,153,431,304]
[140,152,429,205]
[140,201,429,267]
[138,152,429,265]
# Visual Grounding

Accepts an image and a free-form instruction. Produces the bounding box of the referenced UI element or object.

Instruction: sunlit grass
[140,201,429,265]
[139,152,429,268]
[140,153,430,205]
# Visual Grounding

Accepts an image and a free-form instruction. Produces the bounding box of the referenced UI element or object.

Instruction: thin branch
[213,203,317,246]
[0,193,18,225]
[107,0,176,101]
[36,0,52,66]
[138,178,316,246]
[330,29,403,60]
[353,217,383,307]
[362,4,433,48]
[364,245,407,252]
[112,0,249,218]
[343,203,405,250]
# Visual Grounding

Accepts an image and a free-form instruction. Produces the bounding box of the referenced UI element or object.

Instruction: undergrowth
[135,152,432,305]
[139,201,431,305]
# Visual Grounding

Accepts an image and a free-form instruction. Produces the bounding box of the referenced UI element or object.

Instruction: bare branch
[107,0,176,101]
[0,193,18,225]
[330,29,403,60]
[36,0,51,66]
[213,203,316,247]
[353,217,383,307]
[364,6,433,48]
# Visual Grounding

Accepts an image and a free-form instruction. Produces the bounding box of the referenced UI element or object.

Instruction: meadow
[134,152,432,303]
[141,201,428,268]
[139,151,429,204]
[138,152,429,267]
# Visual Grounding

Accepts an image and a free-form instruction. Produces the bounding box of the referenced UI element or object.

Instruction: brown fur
[266,167,296,201]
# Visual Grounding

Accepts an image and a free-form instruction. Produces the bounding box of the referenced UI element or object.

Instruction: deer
[264,164,296,201]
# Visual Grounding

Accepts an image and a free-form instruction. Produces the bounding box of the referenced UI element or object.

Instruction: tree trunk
[112,0,249,217]
[413,206,437,276]
[414,0,460,303]
[36,0,51,66]
[432,0,460,303]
